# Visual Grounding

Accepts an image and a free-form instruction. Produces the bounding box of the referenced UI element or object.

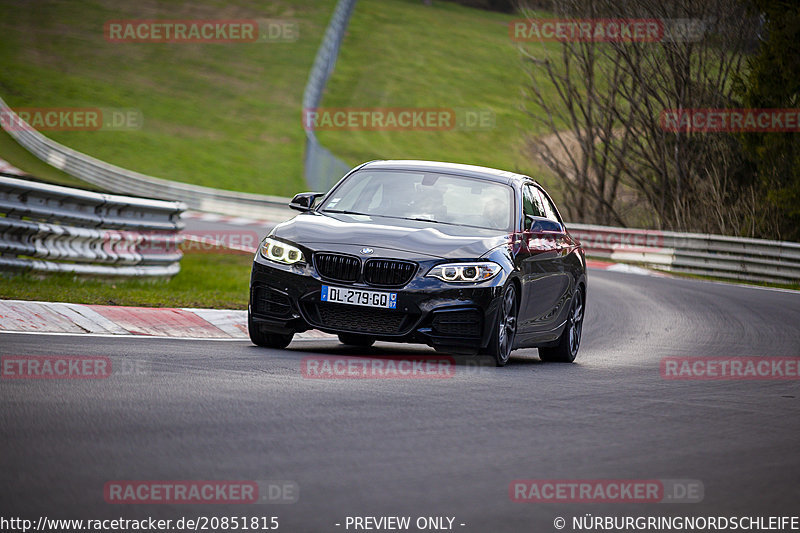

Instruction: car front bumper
[248,256,507,353]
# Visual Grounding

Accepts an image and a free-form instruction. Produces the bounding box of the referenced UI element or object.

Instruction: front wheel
[483,283,518,367]
[248,312,294,349]
[539,288,584,363]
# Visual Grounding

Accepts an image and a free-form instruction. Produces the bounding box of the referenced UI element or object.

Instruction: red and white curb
[0,299,333,340]
[586,259,669,277]
[183,210,288,227]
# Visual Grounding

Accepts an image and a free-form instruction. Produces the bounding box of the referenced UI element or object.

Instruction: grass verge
[0,249,253,309]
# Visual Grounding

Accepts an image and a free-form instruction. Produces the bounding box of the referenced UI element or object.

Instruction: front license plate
[320,285,397,309]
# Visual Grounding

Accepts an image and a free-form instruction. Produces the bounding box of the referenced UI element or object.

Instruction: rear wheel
[248,312,293,349]
[539,287,584,363]
[337,333,376,347]
[483,283,518,367]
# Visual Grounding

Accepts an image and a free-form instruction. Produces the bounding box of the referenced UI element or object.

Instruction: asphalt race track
[2,269,800,532]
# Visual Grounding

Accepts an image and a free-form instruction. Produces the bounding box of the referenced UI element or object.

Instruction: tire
[248,312,293,349]
[483,283,518,367]
[337,333,376,347]
[539,287,584,363]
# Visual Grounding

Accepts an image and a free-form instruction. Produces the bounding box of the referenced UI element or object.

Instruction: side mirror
[525,215,564,234]
[289,192,324,212]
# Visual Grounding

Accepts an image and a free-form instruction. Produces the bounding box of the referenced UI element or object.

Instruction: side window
[536,187,561,223]
[522,184,545,228]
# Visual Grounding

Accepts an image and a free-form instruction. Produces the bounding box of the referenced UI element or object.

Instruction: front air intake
[314,253,361,282]
[363,259,417,287]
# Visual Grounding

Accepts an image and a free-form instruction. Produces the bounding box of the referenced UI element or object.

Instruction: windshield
[319,170,515,231]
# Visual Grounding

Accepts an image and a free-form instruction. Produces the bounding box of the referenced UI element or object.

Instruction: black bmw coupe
[248,160,586,366]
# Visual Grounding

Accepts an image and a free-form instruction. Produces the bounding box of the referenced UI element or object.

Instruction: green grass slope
[317,0,559,180]
[0,0,335,196]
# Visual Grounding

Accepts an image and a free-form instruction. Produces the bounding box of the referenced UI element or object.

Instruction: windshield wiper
[408,217,459,227]
[373,214,460,227]
[324,211,499,231]
[378,214,501,231]
[323,209,370,216]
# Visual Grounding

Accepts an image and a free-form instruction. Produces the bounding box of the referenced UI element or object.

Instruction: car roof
[358,160,538,187]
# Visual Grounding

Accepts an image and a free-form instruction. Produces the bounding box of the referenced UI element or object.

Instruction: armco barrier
[301,0,357,192]
[0,175,185,277]
[570,223,800,284]
[0,96,292,220]
[4,175,791,283]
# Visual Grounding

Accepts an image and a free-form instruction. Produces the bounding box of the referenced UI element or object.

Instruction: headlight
[426,261,502,282]
[260,238,305,265]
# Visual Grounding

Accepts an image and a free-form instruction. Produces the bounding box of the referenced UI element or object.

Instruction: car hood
[272,212,510,260]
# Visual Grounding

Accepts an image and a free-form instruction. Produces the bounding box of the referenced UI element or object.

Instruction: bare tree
[519,0,764,234]
[519,0,631,226]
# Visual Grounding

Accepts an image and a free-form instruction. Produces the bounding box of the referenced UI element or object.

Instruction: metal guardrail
[0,0,358,213]
[301,0,357,192]
[0,96,292,219]
[0,175,185,277]
[570,223,800,285]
